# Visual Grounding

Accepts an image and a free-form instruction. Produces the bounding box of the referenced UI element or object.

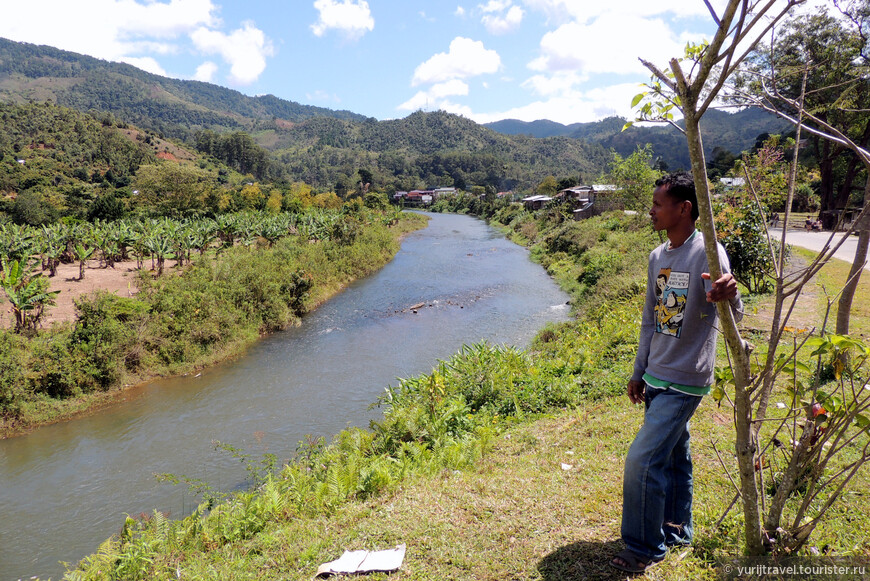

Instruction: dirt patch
[0,259,147,329]
[119,128,197,162]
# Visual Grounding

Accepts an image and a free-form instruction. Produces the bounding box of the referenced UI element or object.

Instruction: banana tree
[189,219,219,256]
[0,256,60,333]
[72,242,95,281]
[145,231,173,276]
[38,224,65,277]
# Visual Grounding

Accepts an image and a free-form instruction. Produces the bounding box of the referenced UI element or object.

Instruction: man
[611,172,742,573]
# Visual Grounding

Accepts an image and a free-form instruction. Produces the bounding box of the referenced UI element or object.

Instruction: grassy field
[68,393,870,580]
[793,246,870,340]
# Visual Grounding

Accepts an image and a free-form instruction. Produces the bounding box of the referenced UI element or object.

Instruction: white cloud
[471,81,643,124]
[432,79,471,98]
[522,70,586,97]
[0,0,277,85]
[412,37,501,86]
[311,0,374,40]
[116,0,219,37]
[120,56,168,77]
[481,0,513,12]
[193,61,218,82]
[398,80,470,112]
[520,0,720,24]
[191,22,274,85]
[0,0,217,63]
[505,5,710,125]
[529,13,687,76]
[455,6,466,17]
[482,5,524,34]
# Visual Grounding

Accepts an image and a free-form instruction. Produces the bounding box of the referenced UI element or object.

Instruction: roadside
[769,227,868,271]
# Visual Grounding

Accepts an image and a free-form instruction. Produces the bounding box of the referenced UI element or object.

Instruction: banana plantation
[0,205,404,333]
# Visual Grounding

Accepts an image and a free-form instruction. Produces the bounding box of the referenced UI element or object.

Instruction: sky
[0,0,824,125]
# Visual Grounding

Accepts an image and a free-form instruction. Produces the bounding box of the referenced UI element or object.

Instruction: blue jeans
[621,385,702,562]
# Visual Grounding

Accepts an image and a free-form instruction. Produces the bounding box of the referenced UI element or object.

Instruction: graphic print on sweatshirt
[654,268,689,337]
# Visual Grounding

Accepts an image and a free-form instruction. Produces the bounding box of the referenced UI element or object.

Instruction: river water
[0,212,572,580]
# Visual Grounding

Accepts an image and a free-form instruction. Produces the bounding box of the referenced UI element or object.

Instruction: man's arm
[629,256,657,405]
[627,379,645,405]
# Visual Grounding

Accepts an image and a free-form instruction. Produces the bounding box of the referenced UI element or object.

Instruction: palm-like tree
[38,224,66,277]
[145,231,173,276]
[0,224,37,264]
[189,219,219,256]
[72,242,95,280]
[0,256,60,333]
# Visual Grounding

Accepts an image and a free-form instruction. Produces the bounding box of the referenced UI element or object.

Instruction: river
[0,212,572,580]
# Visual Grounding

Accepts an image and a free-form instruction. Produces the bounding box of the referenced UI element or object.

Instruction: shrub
[0,331,27,415]
[29,329,88,398]
[714,199,780,294]
[542,221,598,256]
[71,291,150,387]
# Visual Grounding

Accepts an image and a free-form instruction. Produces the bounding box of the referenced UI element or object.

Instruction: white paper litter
[315,544,406,578]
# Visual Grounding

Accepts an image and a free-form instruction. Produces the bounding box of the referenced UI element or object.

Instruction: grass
[71,397,869,580]
[790,247,870,340]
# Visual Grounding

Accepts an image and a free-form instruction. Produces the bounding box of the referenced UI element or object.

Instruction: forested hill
[0,37,786,193]
[485,108,792,170]
[263,110,611,192]
[0,37,367,143]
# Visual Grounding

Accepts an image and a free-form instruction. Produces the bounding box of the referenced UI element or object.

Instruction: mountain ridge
[1,37,791,192]
[0,37,368,143]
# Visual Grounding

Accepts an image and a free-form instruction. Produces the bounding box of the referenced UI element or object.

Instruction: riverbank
[64,209,870,580]
[0,211,429,439]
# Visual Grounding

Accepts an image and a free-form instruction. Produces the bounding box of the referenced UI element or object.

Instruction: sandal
[609,549,662,574]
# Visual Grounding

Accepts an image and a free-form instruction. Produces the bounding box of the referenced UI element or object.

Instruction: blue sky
[0,0,818,124]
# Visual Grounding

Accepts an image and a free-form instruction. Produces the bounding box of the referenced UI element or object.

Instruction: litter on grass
[315,544,406,578]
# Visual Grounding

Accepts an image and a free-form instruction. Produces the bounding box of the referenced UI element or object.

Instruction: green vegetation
[62,210,658,579]
[0,37,367,143]
[0,255,59,332]
[3,8,868,575]
[486,108,792,173]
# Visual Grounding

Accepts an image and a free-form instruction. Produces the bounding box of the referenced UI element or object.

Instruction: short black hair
[655,171,699,221]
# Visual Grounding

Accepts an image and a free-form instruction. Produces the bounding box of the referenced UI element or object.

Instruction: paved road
[768,229,868,271]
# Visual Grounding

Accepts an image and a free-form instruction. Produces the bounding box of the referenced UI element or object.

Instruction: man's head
[650,171,698,232]
[654,172,698,220]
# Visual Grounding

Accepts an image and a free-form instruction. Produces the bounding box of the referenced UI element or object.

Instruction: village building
[719,177,746,188]
[521,194,552,210]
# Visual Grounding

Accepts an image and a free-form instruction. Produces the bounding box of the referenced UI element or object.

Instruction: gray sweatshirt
[631,230,743,391]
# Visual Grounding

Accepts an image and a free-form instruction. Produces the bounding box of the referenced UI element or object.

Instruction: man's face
[649,186,688,232]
